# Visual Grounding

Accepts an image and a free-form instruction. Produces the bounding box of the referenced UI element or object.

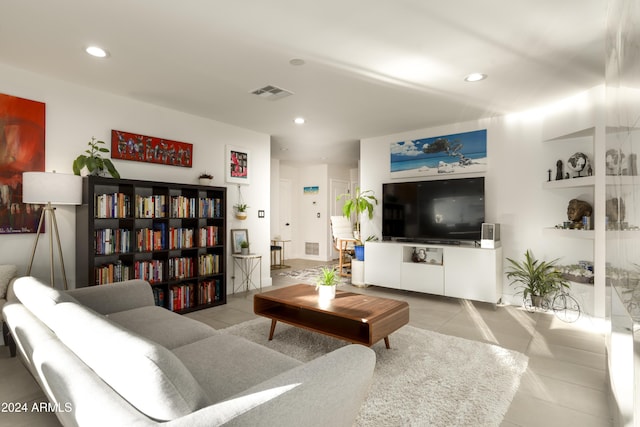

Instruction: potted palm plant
[72,137,120,178]
[316,266,339,301]
[506,249,569,307]
[336,187,378,260]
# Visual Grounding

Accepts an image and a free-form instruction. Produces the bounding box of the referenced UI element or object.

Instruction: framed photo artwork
[226,145,250,185]
[230,229,249,254]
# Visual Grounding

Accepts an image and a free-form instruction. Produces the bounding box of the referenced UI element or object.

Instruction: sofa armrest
[165,344,376,427]
[66,280,155,315]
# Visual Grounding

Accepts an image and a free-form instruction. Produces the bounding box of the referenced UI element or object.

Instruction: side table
[231,253,262,294]
[270,239,291,269]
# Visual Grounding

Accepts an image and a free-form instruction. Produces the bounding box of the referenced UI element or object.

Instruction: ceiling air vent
[250,85,294,101]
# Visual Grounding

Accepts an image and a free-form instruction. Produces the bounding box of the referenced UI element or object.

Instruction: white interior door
[330,179,350,259]
[278,179,293,258]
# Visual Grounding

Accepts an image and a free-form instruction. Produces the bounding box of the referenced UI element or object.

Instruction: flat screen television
[382,177,485,243]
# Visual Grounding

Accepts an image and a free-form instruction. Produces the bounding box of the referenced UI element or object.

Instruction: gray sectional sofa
[2,277,376,426]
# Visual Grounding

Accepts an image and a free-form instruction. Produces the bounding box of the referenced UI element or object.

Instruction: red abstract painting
[111,130,193,168]
[0,93,45,234]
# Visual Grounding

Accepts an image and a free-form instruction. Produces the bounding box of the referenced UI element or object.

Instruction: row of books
[169,227,195,249]
[168,256,195,280]
[95,193,223,219]
[169,283,196,311]
[199,225,220,246]
[199,279,222,305]
[152,287,166,307]
[136,226,165,252]
[95,193,131,218]
[153,282,221,309]
[199,253,221,275]
[95,261,130,285]
[94,228,131,255]
[95,256,222,285]
[135,194,168,218]
[134,260,165,283]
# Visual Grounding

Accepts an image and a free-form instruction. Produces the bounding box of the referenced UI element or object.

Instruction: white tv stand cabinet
[364,241,503,304]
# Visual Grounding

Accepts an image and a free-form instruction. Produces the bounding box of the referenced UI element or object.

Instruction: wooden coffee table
[254,284,409,349]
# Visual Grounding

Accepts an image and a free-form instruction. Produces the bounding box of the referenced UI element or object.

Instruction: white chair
[330,216,357,277]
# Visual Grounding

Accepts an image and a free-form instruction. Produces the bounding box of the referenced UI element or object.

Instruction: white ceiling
[0,1,606,167]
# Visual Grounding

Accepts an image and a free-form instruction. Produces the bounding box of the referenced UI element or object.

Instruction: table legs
[268,319,277,340]
[266,318,392,349]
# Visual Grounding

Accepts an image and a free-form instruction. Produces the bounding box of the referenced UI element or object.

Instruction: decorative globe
[567,152,588,176]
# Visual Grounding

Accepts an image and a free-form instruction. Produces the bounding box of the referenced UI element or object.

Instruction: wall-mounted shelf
[543,175,595,189]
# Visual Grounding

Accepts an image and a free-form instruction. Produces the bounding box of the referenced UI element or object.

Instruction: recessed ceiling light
[85,46,109,58]
[289,58,305,66]
[294,117,305,125]
[464,73,487,82]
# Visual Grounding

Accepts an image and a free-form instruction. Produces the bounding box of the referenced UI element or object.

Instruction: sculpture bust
[567,199,592,229]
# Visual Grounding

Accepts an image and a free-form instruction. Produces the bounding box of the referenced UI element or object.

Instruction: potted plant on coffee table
[506,249,569,308]
[316,266,339,302]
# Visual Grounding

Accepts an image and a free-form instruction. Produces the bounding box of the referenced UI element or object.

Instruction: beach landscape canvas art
[390,129,487,178]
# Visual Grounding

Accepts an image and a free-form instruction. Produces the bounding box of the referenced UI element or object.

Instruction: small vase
[241,247,249,255]
[318,285,336,301]
[235,212,247,220]
[199,178,212,186]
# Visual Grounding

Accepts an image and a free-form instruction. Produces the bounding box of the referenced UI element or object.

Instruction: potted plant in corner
[506,249,569,308]
[234,203,248,220]
[336,187,378,260]
[316,266,339,302]
[240,240,249,255]
[72,137,121,178]
[198,172,213,186]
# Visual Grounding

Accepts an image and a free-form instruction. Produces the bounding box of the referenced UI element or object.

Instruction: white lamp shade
[22,172,82,205]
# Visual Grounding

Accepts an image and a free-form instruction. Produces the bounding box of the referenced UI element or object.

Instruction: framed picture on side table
[230,229,249,254]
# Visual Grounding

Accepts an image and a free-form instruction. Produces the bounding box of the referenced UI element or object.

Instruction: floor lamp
[23,172,82,290]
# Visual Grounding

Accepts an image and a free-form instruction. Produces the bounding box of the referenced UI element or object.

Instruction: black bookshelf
[76,176,227,313]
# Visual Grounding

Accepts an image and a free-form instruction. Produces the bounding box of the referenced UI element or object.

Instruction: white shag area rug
[278,264,351,284]
[223,318,528,427]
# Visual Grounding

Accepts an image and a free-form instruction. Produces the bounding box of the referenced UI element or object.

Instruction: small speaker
[481,223,500,248]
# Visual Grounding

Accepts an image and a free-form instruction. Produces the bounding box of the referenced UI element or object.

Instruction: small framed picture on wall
[226,145,250,185]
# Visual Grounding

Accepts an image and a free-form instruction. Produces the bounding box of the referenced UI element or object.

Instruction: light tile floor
[0,259,613,426]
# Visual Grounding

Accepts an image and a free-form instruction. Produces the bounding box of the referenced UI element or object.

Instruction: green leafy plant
[506,249,569,302]
[234,203,248,212]
[72,137,120,178]
[240,240,249,249]
[336,187,378,240]
[316,266,339,287]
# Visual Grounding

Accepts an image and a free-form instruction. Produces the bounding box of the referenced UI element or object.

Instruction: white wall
[0,63,271,290]
[361,86,603,308]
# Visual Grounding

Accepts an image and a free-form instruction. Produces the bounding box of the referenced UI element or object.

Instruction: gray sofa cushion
[107,305,218,349]
[12,276,78,324]
[51,302,210,422]
[67,279,155,314]
[172,334,301,403]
